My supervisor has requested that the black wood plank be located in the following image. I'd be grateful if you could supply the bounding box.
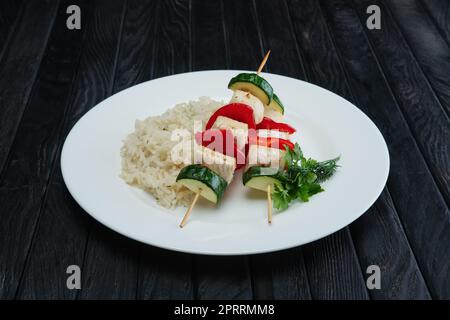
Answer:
[195,256,253,300]
[70,0,142,300]
[287,0,431,299]
[105,0,194,300]
[138,247,193,300]
[191,0,253,300]
[78,223,139,300]
[254,0,369,300]
[151,0,191,78]
[320,0,450,299]
[351,190,431,299]
[113,0,160,92]
[302,230,366,300]
[385,0,450,117]
[253,0,304,78]
[191,0,227,71]
[0,0,76,299]
[354,0,450,223]
[420,0,450,48]
[0,0,58,177]
[252,248,312,300]
[0,0,23,55]
[223,0,262,71]
[286,0,356,103]
[14,0,127,299]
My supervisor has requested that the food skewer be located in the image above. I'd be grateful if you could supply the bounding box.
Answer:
[258,50,276,224]
[178,50,275,227]
[179,189,201,228]
[267,184,272,224]
[236,50,297,224]
[257,50,271,75]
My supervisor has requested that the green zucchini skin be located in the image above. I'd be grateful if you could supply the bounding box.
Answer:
[243,166,283,192]
[228,73,274,105]
[268,93,285,114]
[176,165,228,204]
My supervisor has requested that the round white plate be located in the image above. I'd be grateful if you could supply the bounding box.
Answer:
[61,70,389,255]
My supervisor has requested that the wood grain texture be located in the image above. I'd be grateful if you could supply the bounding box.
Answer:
[253,0,304,78]
[138,246,193,300]
[254,0,369,300]
[286,0,356,103]
[191,0,227,71]
[223,0,262,70]
[0,0,23,55]
[320,0,450,299]
[289,0,427,299]
[14,0,127,299]
[0,0,81,299]
[0,0,58,176]
[70,0,142,300]
[386,0,450,117]
[78,223,139,300]
[302,230,366,300]
[195,257,253,300]
[191,0,253,300]
[285,0,370,299]
[251,248,312,300]
[420,0,450,48]
[287,0,431,299]
[110,0,194,300]
[113,0,160,92]
[354,0,450,220]
[351,190,431,299]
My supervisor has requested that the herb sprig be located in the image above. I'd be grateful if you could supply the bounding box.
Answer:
[272,143,340,210]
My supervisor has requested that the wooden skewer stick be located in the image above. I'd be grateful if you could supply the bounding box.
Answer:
[181,51,272,228]
[257,50,271,75]
[267,184,273,224]
[257,50,274,224]
[179,190,201,228]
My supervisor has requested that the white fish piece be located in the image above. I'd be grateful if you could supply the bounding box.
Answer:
[194,145,236,183]
[263,108,284,122]
[230,90,265,124]
[246,144,285,169]
[212,116,248,150]
[171,140,236,183]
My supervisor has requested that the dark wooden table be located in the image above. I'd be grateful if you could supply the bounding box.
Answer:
[0,0,449,300]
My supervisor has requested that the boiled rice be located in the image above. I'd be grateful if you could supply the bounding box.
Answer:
[120,97,222,208]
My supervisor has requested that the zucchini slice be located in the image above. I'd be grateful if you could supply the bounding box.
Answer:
[228,73,274,105]
[267,93,285,114]
[176,165,228,204]
[243,166,282,192]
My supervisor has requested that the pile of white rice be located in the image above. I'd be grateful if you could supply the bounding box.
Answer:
[120,97,222,208]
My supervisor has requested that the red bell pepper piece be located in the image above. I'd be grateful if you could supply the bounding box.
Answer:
[195,129,246,169]
[205,103,256,130]
[256,117,296,134]
[248,134,295,152]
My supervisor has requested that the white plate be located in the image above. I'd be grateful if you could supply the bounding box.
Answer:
[61,70,389,255]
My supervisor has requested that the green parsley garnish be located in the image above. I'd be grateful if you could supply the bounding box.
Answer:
[272,143,340,210]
